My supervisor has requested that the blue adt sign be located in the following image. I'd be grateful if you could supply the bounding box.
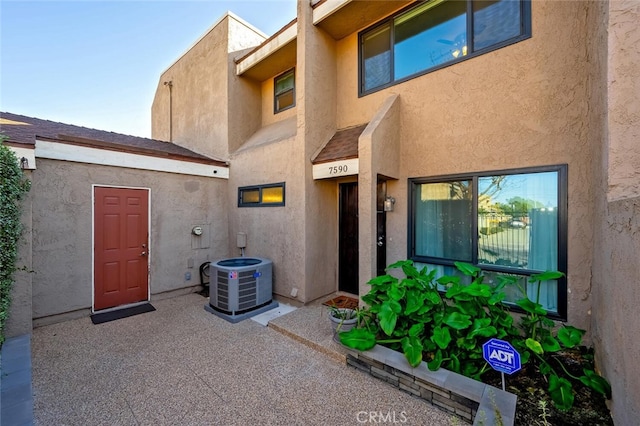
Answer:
[482,338,521,375]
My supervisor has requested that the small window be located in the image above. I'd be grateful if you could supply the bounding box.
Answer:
[274,69,295,113]
[238,182,285,207]
[409,165,567,319]
[360,0,531,94]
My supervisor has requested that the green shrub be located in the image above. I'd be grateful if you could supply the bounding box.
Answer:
[0,138,31,345]
[340,260,611,412]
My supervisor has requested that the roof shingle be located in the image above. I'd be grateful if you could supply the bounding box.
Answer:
[312,124,367,164]
[0,112,227,167]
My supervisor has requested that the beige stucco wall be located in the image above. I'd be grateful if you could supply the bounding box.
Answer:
[358,94,402,294]
[151,14,265,159]
[30,159,229,321]
[333,1,596,330]
[299,2,340,303]
[228,133,305,300]
[591,1,640,423]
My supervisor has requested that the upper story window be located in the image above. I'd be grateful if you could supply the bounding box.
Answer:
[408,165,567,319]
[238,182,285,207]
[360,0,531,94]
[274,69,295,113]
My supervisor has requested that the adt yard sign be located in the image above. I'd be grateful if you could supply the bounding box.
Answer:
[483,338,521,375]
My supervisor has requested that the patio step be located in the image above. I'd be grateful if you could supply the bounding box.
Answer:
[267,304,349,364]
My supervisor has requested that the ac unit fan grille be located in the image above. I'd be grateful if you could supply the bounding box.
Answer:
[238,270,257,310]
[215,269,257,312]
[216,270,229,311]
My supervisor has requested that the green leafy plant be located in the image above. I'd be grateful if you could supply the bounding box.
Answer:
[328,306,357,320]
[340,260,520,379]
[504,272,612,411]
[0,138,31,346]
[339,260,611,413]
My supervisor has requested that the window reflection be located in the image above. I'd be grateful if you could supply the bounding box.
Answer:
[477,172,558,270]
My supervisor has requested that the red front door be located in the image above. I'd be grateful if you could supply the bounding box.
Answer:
[94,187,149,310]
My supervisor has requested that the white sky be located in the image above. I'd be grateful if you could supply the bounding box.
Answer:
[0,0,297,138]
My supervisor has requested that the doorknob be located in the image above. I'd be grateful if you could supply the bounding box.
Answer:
[141,251,147,256]
[377,236,384,247]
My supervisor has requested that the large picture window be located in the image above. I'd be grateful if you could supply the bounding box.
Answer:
[360,0,531,94]
[409,165,567,318]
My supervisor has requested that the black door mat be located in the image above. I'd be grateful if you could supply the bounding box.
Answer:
[91,303,156,324]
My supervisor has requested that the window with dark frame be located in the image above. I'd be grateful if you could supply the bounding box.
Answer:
[274,69,295,113]
[238,182,285,207]
[408,165,567,319]
[359,0,531,95]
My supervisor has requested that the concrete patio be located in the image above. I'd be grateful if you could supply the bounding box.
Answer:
[30,293,454,425]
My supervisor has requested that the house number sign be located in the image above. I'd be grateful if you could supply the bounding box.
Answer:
[312,158,359,180]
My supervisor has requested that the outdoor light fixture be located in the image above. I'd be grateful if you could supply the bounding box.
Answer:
[384,196,396,212]
[19,157,29,169]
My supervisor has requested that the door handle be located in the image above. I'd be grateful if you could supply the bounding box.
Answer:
[377,236,384,247]
[141,251,147,256]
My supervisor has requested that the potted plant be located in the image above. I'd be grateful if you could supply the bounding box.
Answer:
[328,306,358,334]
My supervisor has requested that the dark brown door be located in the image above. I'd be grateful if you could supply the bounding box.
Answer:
[376,180,387,276]
[339,182,359,294]
[94,187,149,310]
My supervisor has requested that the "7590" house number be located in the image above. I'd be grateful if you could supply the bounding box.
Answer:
[329,164,348,174]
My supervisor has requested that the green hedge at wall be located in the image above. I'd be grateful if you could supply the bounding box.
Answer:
[0,138,31,346]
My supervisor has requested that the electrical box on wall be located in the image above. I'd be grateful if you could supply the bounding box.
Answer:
[237,232,247,248]
[191,224,211,250]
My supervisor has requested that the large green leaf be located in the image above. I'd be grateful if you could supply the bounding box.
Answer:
[427,349,443,371]
[437,275,460,286]
[379,300,401,336]
[404,290,424,315]
[526,338,544,355]
[530,271,564,282]
[557,326,585,348]
[401,336,424,367]
[448,353,461,374]
[408,323,424,337]
[388,282,406,301]
[389,259,411,269]
[445,282,463,298]
[444,312,472,330]
[454,261,481,277]
[424,291,442,305]
[432,326,451,350]
[463,282,491,298]
[548,374,574,411]
[488,292,506,305]
[338,328,376,351]
[541,336,561,352]
[400,261,420,278]
[469,318,492,338]
[496,274,519,288]
[516,298,547,315]
[580,369,612,398]
[367,274,396,286]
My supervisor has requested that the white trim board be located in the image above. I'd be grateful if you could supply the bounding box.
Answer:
[36,139,229,179]
[312,158,359,180]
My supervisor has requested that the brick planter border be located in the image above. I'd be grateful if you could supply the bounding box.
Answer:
[346,344,516,425]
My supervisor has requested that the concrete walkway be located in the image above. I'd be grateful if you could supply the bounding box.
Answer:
[31,293,453,425]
